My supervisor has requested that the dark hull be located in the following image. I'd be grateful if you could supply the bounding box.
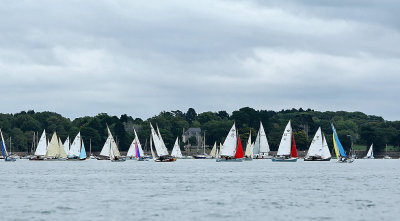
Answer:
[304,158,331,161]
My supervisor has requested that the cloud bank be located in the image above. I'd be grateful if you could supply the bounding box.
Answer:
[0,0,399,120]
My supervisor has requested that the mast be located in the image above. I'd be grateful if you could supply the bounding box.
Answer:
[203,131,206,155]
[90,138,92,156]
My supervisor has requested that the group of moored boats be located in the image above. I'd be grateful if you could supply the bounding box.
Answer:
[0,121,395,163]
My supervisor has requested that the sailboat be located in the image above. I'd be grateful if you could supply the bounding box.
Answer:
[253,122,271,159]
[68,132,85,160]
[383,144,392,159]
[63,136,70,156]
[331,123,354,163]
[45,132,68,160]
[304,127,331,161]
[272,121,297,162]
[363,144,374,159]
[30,129,47,160]
[209,142,217,159]
[194,132,208,159]
[244,130,253,161]
[1,129,16,161]
[150,123,176,162]
[216,123,243,162]
[126,129,146,160]
[97,126,125,161]
[171,137,183,159]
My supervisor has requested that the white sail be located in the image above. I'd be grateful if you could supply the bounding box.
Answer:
[100,126,121,157]
[134,129,144,157]
[258,122,270,154]
[156,125,169,156]
[306,127,323,158]
[171,137,183,158]
[150,124,169,156]
[245,133,253,158]
[63,136,70,155]
[219,123,237,157]
[276,121,292,156]
[127,129,145,157]
[150,133,156,159]
[46,132,60,157]
[34,129,47,156]
[366,144,373,158]
[0,129,8,156]
[321,133,331,159]
[69,132,82,157]
[209,142,217,157]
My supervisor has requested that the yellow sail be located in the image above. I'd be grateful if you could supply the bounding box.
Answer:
[332,132,339,159]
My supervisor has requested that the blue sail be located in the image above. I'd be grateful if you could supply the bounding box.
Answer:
[136,142,141,158]
[331,123,347,157]
[79,142,87,159]
[1,141,5,158]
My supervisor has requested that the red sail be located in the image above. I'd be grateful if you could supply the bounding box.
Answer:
[235,136,244,159]
[291,134,298,158]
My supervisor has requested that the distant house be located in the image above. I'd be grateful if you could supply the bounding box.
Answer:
[182,128,202,148]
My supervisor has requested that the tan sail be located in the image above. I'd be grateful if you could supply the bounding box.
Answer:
[46,132,60,158]
[58,137,68,158]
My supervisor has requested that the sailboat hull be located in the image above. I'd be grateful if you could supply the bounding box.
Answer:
[304,157,331,161]
[29,156,46,161]
[193,155,207,159]
[216,158,243,162]
[271,157,297,162]
[244,157,253,161]
[4,156,16,162]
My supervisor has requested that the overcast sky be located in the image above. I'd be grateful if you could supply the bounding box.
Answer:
[0,0,399,120]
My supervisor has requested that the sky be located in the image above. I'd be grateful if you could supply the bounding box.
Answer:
[0,0,399,120]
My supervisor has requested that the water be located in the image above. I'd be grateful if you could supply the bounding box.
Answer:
[1,159,399,221]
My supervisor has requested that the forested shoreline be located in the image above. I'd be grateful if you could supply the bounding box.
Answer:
[1,107,399,153]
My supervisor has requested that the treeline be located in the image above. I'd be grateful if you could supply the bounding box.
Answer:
[0,108,399,153]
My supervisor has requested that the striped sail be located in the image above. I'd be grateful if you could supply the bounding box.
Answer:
[331,123,347,157]
[1,129,8,157]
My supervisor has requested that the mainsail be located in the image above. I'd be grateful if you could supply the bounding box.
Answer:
[150,124,169,156]
[1,129,8,158]
[219,123,237,157]
[34,130,47,156]
[276,121,292,156]
[69,132,82,157]
[235,136,244,159]
[63,136,70,155]
[79,141,87,159]
[209,142,217,158]
[171,137,183,158]
[58,137,67,158]
[127,129,144,158]
[321,134,331,159]
[46,132,67,158]
[253,122,270,156]
[331,123,347,158]
[306,127,323,158]
[366,144,373,158]
[244,132,253,158]
[100,126,121,157]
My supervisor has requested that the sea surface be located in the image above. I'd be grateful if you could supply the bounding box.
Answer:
[1,159,399,221]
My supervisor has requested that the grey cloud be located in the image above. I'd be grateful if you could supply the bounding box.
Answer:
[0,0,399,120]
